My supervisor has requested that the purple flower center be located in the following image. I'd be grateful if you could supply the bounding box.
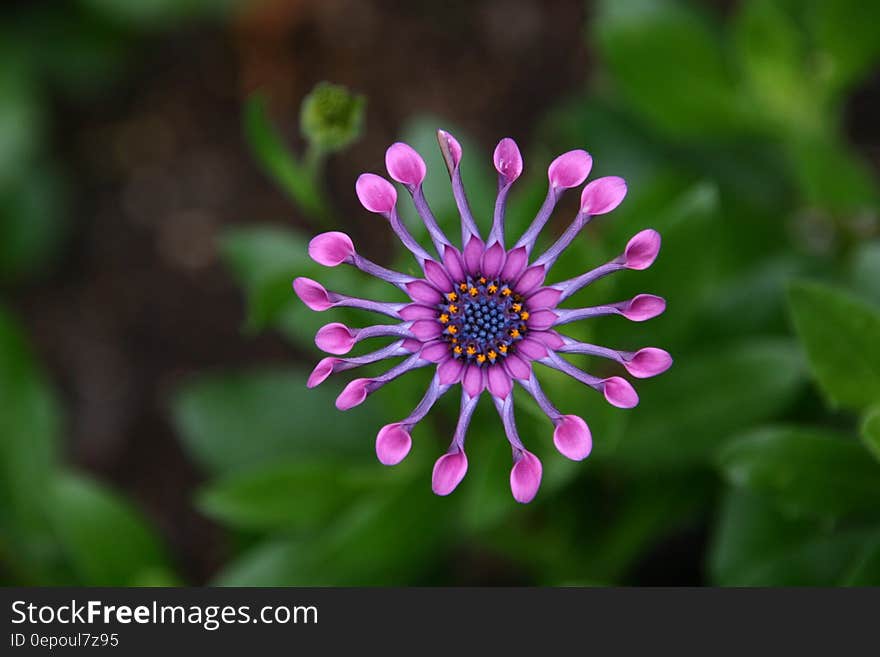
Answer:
[438,275,529,366]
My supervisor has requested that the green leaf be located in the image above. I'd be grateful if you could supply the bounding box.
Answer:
[244,95,329,223]
[0,166,66,282]
[0,58,45,189]
[861,406,880,463]
[807,0,880,94]
[219,226,310,332]
[732,0,824,135]
[48,472,171,586]
[719,426,880,519]
[788,280,880,411]
[214,483,452,586]
[709,489,880,586]
[197,460,390,531]
[604,339,805,472]
[171,369,381,476]
[0,307,61,546]
[594,0,748,139]
[850,240,880,308]
[785,135,879,214]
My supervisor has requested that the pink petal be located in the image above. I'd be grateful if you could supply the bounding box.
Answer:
[526,287,562,309]
[501,246,528,281]
[423,260,453,291]
[548,149,592,189]
[526,310,558,330]
[624,348,673,378]
[514,265,546,295]
[399,304,437,321]
[487,365,513,398]
[515,337,547,361]
[602,376,639,408]
[463,236,485,275]
[481,242,506,278]
[308,231,355,267]
[293,277,332,311]
[503,353,532,379]
[355,173,397,214]
[405,280,442,304]
[531,330,564,350]
[462,364,486,397]
[553,415,592,461]
[315,322,355,355]
[580,176,627,215]
[385,142,426,186]
[442,245,466,282]
[375,423,412,466]
[621,294,666,322]
[438,358,465,384]
[402,338,422,352]
[437,129,463,172]
[307,357,339,388]
[420,341,450,363]
[432,449,468,496]
[336,378,370,410]
[493,137,523,182]
[510,451,542,504]
[410,320,443,341]
[624,229,661,270]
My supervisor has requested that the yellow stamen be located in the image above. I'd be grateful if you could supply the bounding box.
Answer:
[501,288,512,296]
[466,345,476,356]
[512,303,522,312]
[451,337,458,343]
[439,313,449,323]
[479,277,487,284]
[459,282,468,291]
[487,284,498,294]
[498,344,508,353]
[469,287,478,297]
[448,304,458,313]
[447,325,458,335]
[446,292,458,302]
[520,311,530,320]
[487,350,497,360]
[510,328,520,338]
[476,354,486,364]
[453,345,463,355]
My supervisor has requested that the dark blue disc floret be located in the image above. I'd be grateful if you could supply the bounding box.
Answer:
[436,274,529,366]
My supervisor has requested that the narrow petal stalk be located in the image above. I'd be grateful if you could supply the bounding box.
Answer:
[513,149,592,253]
[294,277,406,318]
[556,337,673,378]
[437,129,481,243]
[432,390,479,495]
[336,353,431,410]
[539,351,639,408]
[493,395,542,503]
[489,137,523,246]
[553,294,666,325]
[315,322,414,355]
[308,340,411,388]
[376,373,451,465]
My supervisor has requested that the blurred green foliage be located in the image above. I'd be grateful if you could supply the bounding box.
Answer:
[2,0,880,586]
[0,0,230,585]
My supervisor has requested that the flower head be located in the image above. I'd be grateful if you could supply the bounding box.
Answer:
[294,132,671,503]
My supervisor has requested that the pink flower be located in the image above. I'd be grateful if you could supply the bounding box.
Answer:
[294,132,670,503]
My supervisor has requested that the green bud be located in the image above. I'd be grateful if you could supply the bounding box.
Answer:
[299,82,366,153]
